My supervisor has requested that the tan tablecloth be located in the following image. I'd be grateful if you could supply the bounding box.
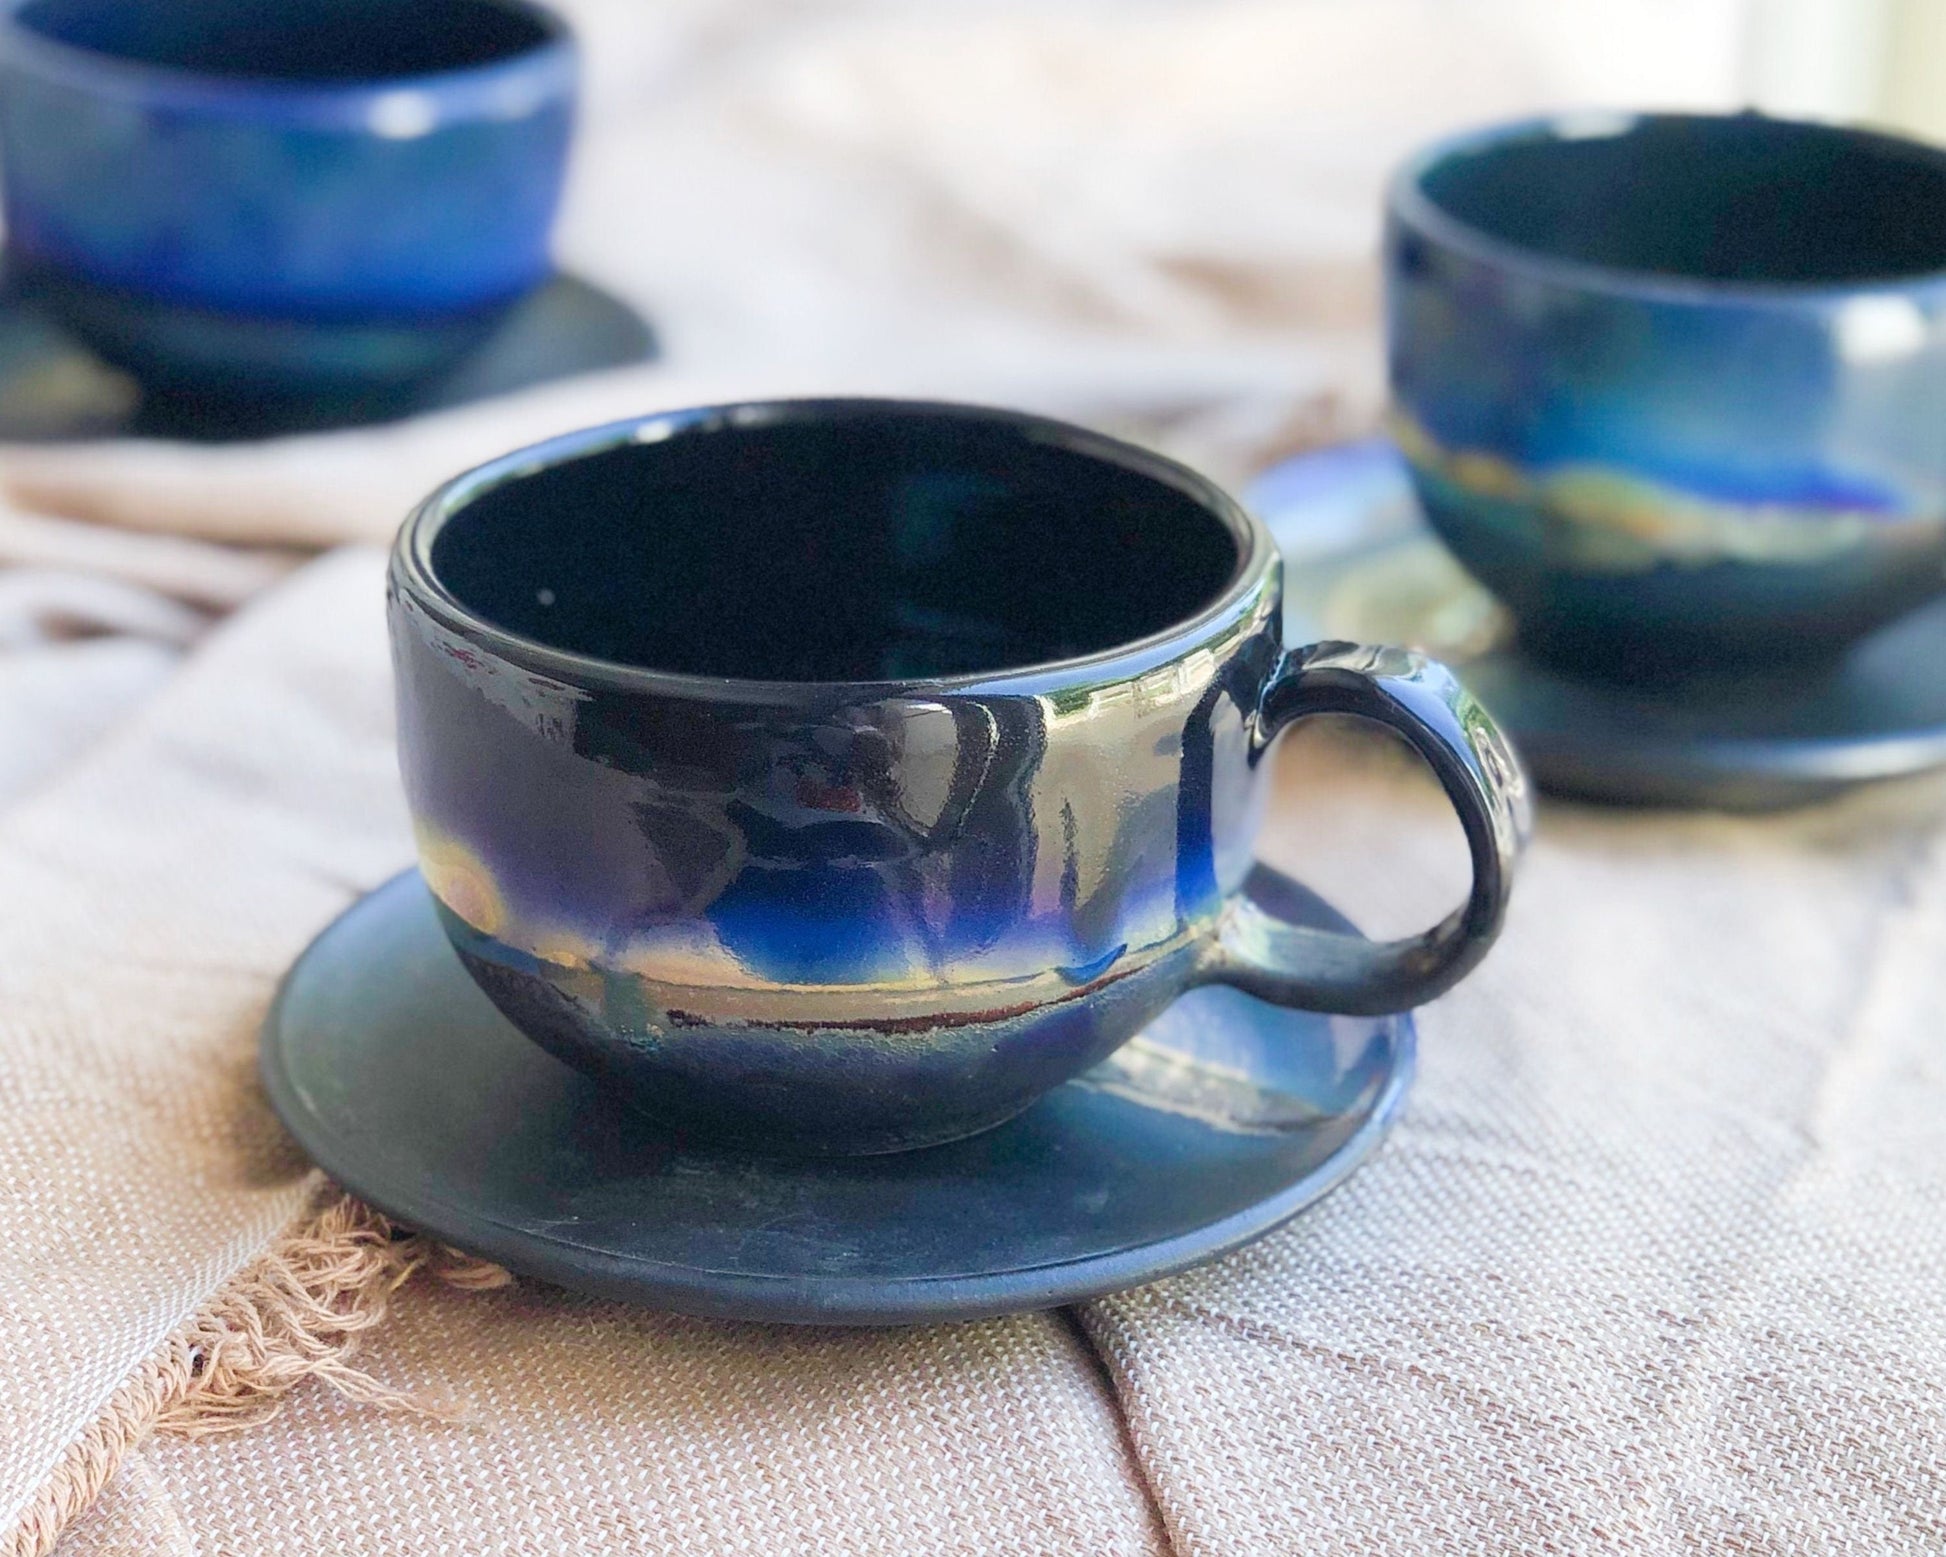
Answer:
[13,3,1946,1554]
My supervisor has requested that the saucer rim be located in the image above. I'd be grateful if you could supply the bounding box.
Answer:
[261,869,1416,1325]
[0,264,656,444]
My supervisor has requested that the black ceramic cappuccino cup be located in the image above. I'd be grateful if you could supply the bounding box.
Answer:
[390,400,1528,1153]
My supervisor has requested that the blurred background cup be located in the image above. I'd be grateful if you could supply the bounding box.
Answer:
[0,0,577,398]
[1385,111,1946,680]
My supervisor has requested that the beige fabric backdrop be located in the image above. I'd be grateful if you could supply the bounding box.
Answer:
[9,1,1945,1553]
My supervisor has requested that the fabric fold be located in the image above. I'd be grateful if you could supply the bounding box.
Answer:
[1078,754,1946,1554]
[0,549,404,1546]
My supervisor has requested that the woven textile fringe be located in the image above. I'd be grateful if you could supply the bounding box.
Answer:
[5,1190,510,1557]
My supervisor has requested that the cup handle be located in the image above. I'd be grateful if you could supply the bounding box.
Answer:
[1196,641,1530,1016]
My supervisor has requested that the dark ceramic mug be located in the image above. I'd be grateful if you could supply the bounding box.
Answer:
[1387,112,1946,677]
[389,400,1528,1154]
[0,0,576,394]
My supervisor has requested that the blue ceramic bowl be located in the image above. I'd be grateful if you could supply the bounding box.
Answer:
[1386,112,1946,677]
[0,0,576,393]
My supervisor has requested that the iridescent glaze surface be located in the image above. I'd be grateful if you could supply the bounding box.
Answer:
[0,0,576,390]
[1254,436,1946,810]
[1387,113,1946,675]
[390,400,1525,1154]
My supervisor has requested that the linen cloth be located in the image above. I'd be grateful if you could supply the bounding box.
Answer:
[11,1,1944,1553]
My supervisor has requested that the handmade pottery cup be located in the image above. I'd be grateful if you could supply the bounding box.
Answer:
[1387,112,1946,678]
[389,400,1528,1155]
[0,0,576,394]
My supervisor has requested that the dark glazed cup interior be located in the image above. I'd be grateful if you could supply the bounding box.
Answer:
[1415,114,1946,285]
[12,0,555,80]
[429,413,1241,683]
[0,0,577,393]
[1387,113,1946,679]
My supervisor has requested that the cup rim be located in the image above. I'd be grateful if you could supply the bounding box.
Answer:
[0,0,575,126]
[1388,109,1946,306]
[391,397,1277,705]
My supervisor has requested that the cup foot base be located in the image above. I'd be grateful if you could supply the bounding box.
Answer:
[439,898,1200,1159]
[1409,463,1946,683]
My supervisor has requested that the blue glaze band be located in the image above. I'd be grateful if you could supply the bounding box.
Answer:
[389,400,1527,1154]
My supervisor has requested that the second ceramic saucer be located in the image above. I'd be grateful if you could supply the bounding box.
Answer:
[1252,439,1946,809]
[0,264,656,443]
[261,868,1413,1325]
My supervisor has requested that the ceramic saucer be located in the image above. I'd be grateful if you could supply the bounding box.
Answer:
[0,266,655,443]
[261,868,1413,1325]
[1252,439,1946,809]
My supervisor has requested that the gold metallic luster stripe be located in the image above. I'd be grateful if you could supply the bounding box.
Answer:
[1389,409,1934,571]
